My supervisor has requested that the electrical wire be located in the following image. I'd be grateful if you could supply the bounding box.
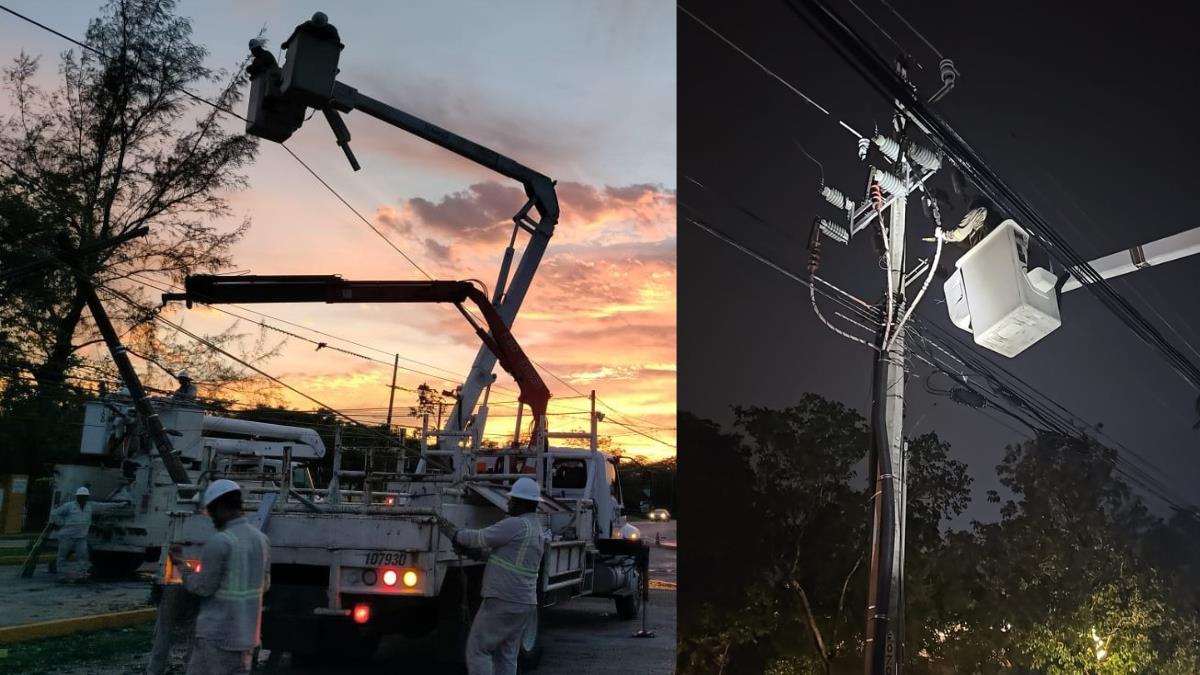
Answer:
[884,227,942,351]
[128,271,476,384]
[845,0,920,68]
[909,318,1198,515]
[875,0,944,59]
[787,0,1200,394]
[810,281,877,350]
[872,180,896,349]
[681,208,880,327]
[682,193,1197,515]
[101,286,427,457]
[677,4,864,139]
[0,5,668,449]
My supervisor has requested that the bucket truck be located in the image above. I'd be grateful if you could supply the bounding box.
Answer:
[153,13,647,668]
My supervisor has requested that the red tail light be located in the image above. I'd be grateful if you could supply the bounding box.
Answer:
[352,603,370,624]
[382,569,398,586]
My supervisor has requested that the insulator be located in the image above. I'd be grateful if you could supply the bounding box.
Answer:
[906,143,941,172]
[869,183,885,212]
[873,135,900,163]
[873,169,905,195]
[939,58,958,86]
[817,218,849,244]
[857,137,870,161]
[820,185,848,210]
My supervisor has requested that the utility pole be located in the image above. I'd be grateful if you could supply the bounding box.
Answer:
[385,353,399,431]
[864,130,909,674]
[808,59,945,674]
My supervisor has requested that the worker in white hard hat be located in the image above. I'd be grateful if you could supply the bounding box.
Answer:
[168,479,270,675]
[173,369,198,401]
[49,486,95,582]
[441,476,547,675]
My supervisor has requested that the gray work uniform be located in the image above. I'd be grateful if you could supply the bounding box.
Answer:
[51,501,94,580]
[454,512,545,675]
[179,517,271,675]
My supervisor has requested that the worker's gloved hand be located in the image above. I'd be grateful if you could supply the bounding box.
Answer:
[434,514,458,537]
[453,541,488,562]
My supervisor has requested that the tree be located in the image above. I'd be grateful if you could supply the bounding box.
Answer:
[677,397,972,675]
[0,0,258,400]
[931,435,1200,674]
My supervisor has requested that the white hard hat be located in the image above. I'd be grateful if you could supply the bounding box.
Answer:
[75,486,90,497]
[177,369,190,380]
[202,479,241,508]
[507,477,541,503]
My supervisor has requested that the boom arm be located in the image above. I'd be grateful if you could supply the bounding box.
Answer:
[162,275,552,427]
[1060,225,1200,293]
[244,13,560,438]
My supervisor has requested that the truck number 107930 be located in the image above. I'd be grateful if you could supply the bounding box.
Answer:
[364,551,408,566]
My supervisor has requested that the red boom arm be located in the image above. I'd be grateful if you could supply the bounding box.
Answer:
[164,275,551,426]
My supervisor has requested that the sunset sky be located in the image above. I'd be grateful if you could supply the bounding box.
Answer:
[0,1,677,458]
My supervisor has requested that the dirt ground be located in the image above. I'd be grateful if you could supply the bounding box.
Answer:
[0,567,155,628]
[0,519,677,674]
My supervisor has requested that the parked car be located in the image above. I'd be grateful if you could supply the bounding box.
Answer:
[648,508,671,521]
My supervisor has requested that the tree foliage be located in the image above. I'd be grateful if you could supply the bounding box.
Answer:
[679,395,972,674]
[0,0,262,401]
[679,397,1200,675]
[0,0,280,475]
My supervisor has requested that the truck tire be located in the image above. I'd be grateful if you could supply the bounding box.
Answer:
[614,569,643,620]
[518,605,544,671]
[89,550,144,579]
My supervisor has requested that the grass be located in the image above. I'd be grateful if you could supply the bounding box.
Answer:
[0,623,153,674]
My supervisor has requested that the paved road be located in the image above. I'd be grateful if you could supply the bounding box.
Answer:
[12,519,678,674]
[262,519,677,674]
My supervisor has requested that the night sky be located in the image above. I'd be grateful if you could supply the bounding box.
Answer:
[679,0,1200,523]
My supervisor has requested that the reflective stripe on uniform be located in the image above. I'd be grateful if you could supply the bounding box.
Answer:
[214,529,264,601]
[487,517,539,577]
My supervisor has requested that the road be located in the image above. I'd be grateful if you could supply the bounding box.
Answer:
[3,520,676,674]
[262,519,676,674]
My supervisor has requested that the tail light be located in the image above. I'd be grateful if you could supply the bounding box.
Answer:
[382,569,398,587]
[352,603,370,624]
[402,570,419,588]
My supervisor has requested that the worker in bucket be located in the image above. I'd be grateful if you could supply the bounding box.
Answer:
[440,476,547,675]
[174,369,198,401]
[168,479,270,675]
[49,486,95,582]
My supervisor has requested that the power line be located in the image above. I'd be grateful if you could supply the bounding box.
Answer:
[681,196,1196,514]
[787,0,1200,394]
[277,145,433,280]
[126,272,526,400]
[680,207,879,327]
[100,286,415,453]
[677,4,864,139]
[0,3,432,282]
[1,5,667,447]
[875,0,944,59]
